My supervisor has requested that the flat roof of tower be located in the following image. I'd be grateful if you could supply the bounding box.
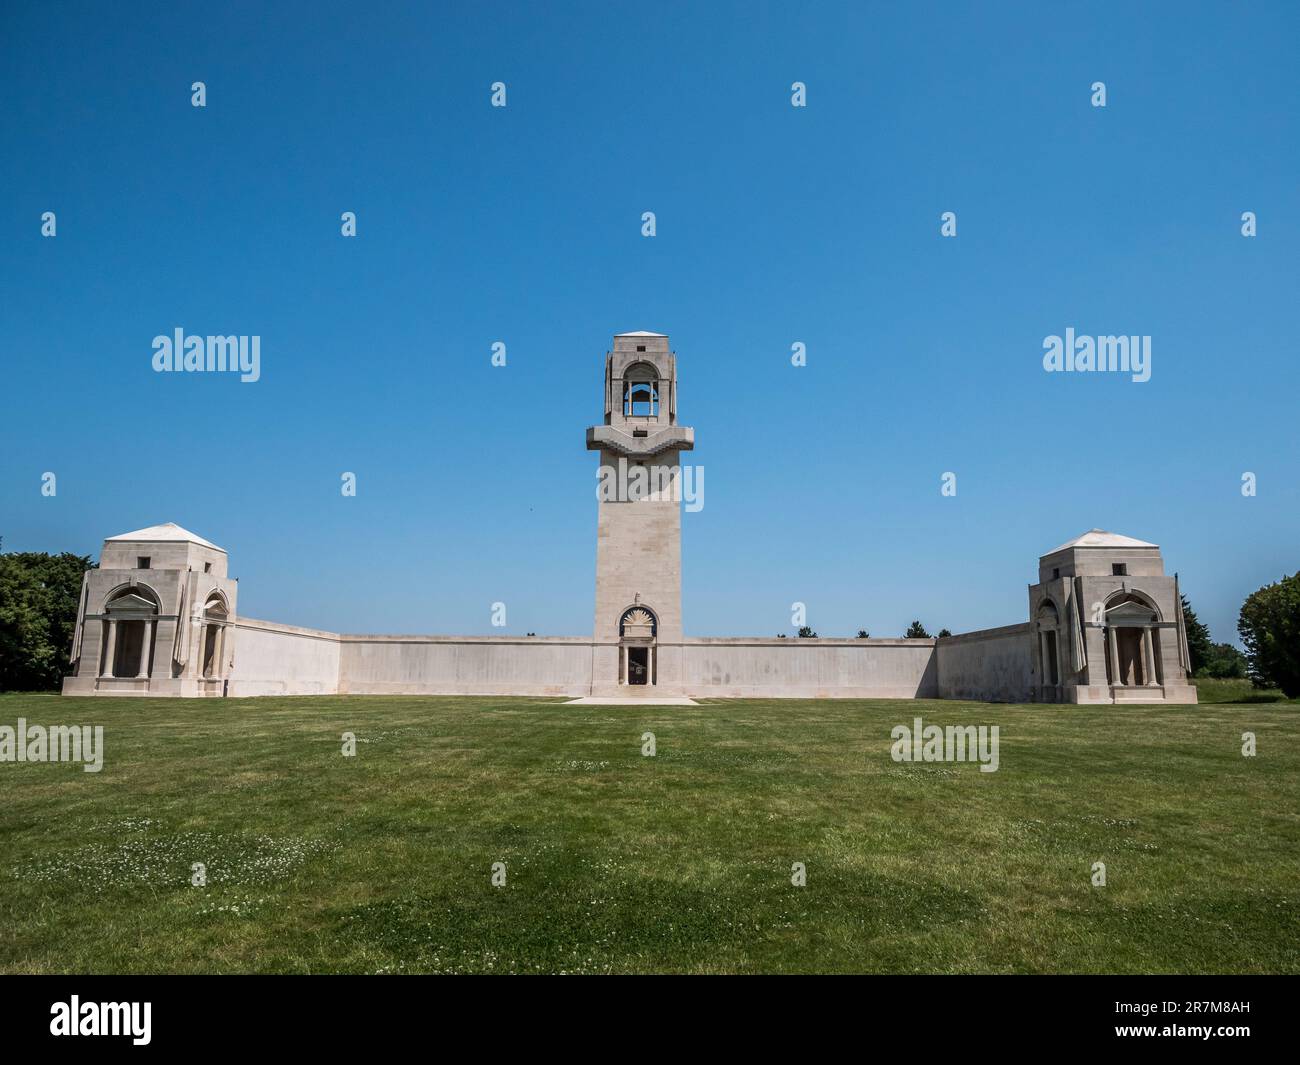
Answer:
[614,331,667,337]
[1043,529,1158,556]
[106,522,226,553]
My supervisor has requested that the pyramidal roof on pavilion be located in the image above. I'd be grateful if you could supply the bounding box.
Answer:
[105,522,226,553]
[1043,529,1158,556]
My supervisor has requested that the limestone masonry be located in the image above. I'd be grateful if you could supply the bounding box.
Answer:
[62,332,1196,704]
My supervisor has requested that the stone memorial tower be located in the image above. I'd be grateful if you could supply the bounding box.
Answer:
[586,332,694,695]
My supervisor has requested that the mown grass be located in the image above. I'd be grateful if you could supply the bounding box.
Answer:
[1,691,1296,974]
[1192,676,1290,704]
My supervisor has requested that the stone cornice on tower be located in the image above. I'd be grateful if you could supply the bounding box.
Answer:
[585,424,695,456]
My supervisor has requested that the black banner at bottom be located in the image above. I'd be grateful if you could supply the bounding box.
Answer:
[0,974,1288,1051]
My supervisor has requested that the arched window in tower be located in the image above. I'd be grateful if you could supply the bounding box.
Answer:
[623,363,660,417]
[619,606,657,638]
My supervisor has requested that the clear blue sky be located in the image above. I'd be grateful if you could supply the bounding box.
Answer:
[2,1,1296,644]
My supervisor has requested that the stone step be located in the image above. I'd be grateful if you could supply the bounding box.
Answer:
[1112,687,1165,703]
[564,696,699,706]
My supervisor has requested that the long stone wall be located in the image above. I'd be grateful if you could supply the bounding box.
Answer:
[220,623,1035,702]
[335,635,943,699]
[227,618,342,697]
[935,624,1034,702]
[339,636,594,696]
[681,638,939,698]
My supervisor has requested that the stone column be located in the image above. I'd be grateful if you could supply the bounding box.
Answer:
[100,619,118,678]
[136,620,153,678]
[1107,627,1120,687]
[1141,626,1156,687]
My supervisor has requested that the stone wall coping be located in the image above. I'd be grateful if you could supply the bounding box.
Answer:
[233,626,953,649]
[235,621,1035,650]
[338,633,595,644]
[235,616,341,640]
[935,622,1033,643]
[684,637,936,647]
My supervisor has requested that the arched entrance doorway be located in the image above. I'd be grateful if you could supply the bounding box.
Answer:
[1103,594,1161,688]
[1035,600,1061,697]
[618,605,657,687]
[100,587,160,679]
[201,592,230,680]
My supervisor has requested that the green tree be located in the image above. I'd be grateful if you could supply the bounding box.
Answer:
[1201,642,1247,679]
[856,629,870,639]
[904,620,931,639]
[0,548,93,692]
[797,626,817,638]
[1181,594,1212,677]
[937,628,952,638]
[1238,573,1300,697]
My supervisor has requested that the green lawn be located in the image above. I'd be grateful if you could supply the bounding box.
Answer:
[1,689,1297,974]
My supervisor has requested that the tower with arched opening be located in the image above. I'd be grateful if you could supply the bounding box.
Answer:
[586,332,694,695]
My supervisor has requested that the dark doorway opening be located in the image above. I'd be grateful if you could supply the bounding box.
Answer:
[203,625,219,677]
[1116,629,1145,686]
[113,620,145,678]
[627,646,649,685]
